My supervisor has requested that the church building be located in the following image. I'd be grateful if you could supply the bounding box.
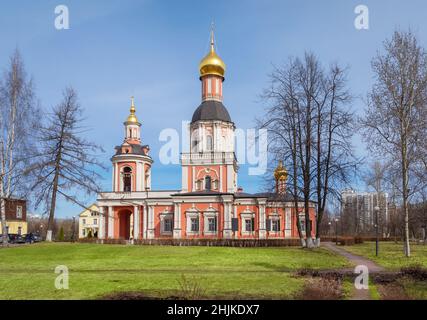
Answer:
[97,31,316,241]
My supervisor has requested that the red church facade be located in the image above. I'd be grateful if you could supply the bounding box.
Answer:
[97,31,316,241]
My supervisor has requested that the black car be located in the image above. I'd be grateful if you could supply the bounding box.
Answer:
[24,233,42,243]
[8,234,26,244]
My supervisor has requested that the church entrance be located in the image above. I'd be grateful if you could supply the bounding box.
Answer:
[118,210,132,240]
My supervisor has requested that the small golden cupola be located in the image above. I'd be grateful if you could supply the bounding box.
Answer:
[123,96,141,145]
[274,161,288,194]
[199,27,226,79]
[126,96,139,124]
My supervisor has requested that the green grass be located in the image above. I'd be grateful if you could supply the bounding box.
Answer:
[342,242,427,270]
[0,243,349,300]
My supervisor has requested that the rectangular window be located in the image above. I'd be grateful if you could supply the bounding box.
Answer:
[93,219,97,225]
[245,219,252,232]
[208,218,216,232]
[191,218,199,232]
[82,219,86,225]
[272,220,280,232]
[82,229,86,236]
[164,219,173,232]
[16,206,23,219]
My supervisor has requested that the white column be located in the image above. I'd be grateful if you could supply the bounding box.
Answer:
[108,206,114,239]
[147,205,155,239]
[142,205,148,239]
[285,207,292,238]
[134,206,139,240]
[173,203,182,239]
[99,206,105,239]
[259,204,266,239]
[223,202,232,239]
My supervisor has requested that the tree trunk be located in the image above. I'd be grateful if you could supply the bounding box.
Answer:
[401,125,411,257]
[46,152,62,242]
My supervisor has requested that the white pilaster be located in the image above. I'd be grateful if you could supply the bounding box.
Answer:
[285,207,292,238]
[223,202,232,239]
[142,205,148,239]
[258,204,266,239]
[134,206,139,240]
[108,206,113,239]
[173,203,182,239]
[147,205,155,239]
[99,206,105,239]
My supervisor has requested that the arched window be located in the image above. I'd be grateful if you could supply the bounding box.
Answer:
[205,176,212,191]
[206,135,213,151]
[123,167,132,192]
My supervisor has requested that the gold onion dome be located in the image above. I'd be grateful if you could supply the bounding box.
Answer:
[126,96,139,124]
[274,161,288,181]
[199,28,226,78]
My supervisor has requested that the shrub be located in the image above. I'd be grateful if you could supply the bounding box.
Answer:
[400,265,427,281]
[339,237,355,246]
[354,236,364,244]
[58,227,65,242]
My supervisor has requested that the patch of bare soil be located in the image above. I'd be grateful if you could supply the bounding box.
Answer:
[297,277,343,300]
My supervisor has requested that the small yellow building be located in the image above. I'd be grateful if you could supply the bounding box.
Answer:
[78,204,100,239]
[0,198,27,235]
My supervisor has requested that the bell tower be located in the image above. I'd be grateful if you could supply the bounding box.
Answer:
[111,97,153,192]
[181,27,238,193]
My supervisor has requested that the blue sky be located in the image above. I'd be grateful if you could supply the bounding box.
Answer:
[1,0,426,218]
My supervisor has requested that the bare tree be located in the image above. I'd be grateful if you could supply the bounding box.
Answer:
[259,53,357,247]
[30,87,105,241]
[361,30,427,256]
[0,50,39,245]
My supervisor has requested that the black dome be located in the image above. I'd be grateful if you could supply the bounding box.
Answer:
[191,100,232,123]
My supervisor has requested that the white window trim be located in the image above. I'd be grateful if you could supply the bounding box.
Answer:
[186,210,200,235]
[268,214,281,235]
[203,210,218,235]
[16,206,23,219]
[160,213,173,236]
[241,212,255,235]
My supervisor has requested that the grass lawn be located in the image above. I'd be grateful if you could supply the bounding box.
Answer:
[342,242,427,270]
[0,243,349,300]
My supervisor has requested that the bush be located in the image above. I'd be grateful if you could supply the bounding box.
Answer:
[57,227,64,242]
[400,265,427,281]
[355,236,364,244]
[339,237,355,246]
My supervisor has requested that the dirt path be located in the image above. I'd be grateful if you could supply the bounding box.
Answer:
[322,242,385,300]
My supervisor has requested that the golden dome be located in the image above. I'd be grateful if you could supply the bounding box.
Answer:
[126,96,140,124]
[274,161,288,181]
[199,29,226,78]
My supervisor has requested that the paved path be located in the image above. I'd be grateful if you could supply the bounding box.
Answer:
[322,242,385,300]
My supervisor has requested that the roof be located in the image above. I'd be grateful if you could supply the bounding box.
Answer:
[78,204,98,217]
[172,190,233,197]
[173,191,312,203]
[191,100,232,123]
[114,144,151,157]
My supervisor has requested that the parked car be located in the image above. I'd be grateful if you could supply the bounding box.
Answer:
[24,233,42,243]
[8,234,26,244]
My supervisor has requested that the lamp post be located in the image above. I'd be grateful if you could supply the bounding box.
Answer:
[374,206,380,256]
[334,218,339,245]
[328,221,332,237]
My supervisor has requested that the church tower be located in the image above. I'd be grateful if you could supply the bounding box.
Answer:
[111,97,153,192]
[181,28,238,193]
